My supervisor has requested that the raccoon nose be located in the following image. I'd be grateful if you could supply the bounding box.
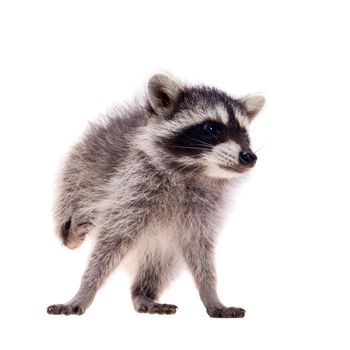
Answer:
[239,151,257,166]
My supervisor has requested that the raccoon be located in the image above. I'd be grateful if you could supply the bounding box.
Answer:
[47,74,265,317]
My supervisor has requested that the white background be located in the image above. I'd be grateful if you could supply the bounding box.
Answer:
[1,0,349,349]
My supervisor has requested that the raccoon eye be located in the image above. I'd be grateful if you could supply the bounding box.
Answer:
[203,122,221,135]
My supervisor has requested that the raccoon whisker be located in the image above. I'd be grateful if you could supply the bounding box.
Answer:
[182,133,213,148]
[168,160,203,177]
[183,166,200,178]
[254,143,268,153]
[190,163,207,178]
[176,161,201,173]
[168,145,211,151]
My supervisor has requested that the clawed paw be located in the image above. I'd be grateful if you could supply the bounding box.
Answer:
[47,303,85,315]
[137,302,178,315]
[207,306,245,318]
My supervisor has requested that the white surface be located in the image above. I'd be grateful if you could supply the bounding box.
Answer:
[0,1,349,349]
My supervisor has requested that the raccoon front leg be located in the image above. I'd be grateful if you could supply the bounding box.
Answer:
[181,234,245,318]
[131,255,178,315]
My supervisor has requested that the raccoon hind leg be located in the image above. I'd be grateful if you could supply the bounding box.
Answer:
[59,215,93,249]
[131,254,178,315]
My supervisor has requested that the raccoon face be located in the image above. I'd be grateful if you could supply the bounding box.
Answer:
[144,74,265,180]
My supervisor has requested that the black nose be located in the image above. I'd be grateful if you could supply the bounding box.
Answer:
[239,151,257,166]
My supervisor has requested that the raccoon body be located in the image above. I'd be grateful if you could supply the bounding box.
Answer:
[48,74,265,317]
[54,107,148,248]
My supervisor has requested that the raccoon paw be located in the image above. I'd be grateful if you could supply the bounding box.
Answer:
[207,306,245,318]
[137,302,178,315]
[47,303,85,316]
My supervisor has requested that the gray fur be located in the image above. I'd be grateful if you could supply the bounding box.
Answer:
[47,74,264,317]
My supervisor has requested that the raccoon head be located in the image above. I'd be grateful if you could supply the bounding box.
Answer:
[140,74,265,180]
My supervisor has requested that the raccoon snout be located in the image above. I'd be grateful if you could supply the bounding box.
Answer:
[239,150,257,166]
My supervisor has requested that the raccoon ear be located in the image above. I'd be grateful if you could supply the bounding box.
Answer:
[148,74,182,115]
[241,95,265,120]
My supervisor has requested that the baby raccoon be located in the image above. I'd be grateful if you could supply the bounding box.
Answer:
[47,74,265,318]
